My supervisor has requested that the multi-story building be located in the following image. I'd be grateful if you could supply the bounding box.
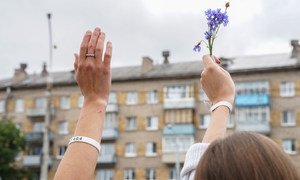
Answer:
[0,40,299,179]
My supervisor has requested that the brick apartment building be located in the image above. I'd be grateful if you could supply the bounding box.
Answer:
[0,40,299,179]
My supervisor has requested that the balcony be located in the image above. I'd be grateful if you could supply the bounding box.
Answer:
[162,153,186,163]
[26,107,55,118]
[163,98,195,109]
[97,154,116,164]
[235,94,269,107]
[106,104,118,113]
[236,121,271,135]
[25,132,54,143]
[23,155,52,167]
[102,128,119,140]
[163,124,195,135]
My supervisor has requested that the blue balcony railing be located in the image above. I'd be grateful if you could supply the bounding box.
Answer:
[235,94,269,107]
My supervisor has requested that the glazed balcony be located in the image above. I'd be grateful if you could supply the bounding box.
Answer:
[163,97,196,109]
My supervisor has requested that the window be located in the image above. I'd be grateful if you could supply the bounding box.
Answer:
[78,95,84,108]
[58,121,69,135]
[108,92,117,104]
[96,169,114,180]
[281,111,296,126]
[236,107,270,124]
[236,81,269,95]
[163,136,194,153]
[126,92,138,105]
[200,115,210,129]
[126,117,137,131]
[15,99,24,112]
[280,81,295,97]
[125,143,136,157]
[0,100,5,113]
[28,146,42,155]
[35,97,47,108]
[146,116,158,130]
[165,85,191,99]
[124,169,135,180]
[169,167,176,180]
[32,122,45,132]
[199,88,209,102]
[146,142,157,156]
[146,168,156,180]
[101,143,115,156]
[104,113,117,129]
[58,145,67,157]
[60,96,70,109]
[227,114,235,128]
[147,90,158,104]
[282,139,297,155]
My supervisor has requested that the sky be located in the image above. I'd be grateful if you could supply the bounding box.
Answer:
[0,0,299,79]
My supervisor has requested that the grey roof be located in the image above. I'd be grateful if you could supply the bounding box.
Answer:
[0,53,299,90]
[228,53,298,72]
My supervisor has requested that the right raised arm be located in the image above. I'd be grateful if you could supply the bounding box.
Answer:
[200,55,235,143]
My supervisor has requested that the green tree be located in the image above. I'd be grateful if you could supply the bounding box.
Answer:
[0,118,30,180]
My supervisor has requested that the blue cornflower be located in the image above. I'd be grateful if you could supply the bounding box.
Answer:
[194,2,230,55]
[193,43,201,52]
[204,31,212,40]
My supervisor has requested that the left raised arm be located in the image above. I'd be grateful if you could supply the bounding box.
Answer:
[54,27,112,179]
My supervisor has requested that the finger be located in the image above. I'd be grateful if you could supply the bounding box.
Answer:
[200,70,206,77]
[202,54,218,68]
[212,55,221,64]
[79,31,92,61]
[103,41,112,67]
[95,32,106,65]
[74,53,79,73]
[87,27,101,55]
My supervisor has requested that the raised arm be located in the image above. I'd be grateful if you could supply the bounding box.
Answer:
[54,27,112,179]
[200,55,235,143]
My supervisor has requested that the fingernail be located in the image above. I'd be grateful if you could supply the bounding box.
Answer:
[95,27,100,31]
[86,30,92,35]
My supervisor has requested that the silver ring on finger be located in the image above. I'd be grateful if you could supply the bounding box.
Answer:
[86,54,95,58]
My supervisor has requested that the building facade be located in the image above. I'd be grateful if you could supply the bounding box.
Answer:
[0,41,300,179]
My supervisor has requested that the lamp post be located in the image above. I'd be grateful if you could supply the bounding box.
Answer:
[40,12,53,180]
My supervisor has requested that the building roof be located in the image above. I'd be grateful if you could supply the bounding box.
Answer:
[228,53,298,72]
[0,53,299,90]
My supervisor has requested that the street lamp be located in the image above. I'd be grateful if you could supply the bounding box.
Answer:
[40,12,53,180]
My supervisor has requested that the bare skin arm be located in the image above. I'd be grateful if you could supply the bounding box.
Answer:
[54,27,112,179]
[200,55,235,143]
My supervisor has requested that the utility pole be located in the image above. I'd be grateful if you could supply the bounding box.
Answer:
[40,12,53,180]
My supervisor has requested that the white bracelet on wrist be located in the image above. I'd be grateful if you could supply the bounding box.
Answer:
[210,101,233,112]
[69,136,101,153]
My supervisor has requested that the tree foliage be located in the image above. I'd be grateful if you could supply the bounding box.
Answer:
[0,117,31,180]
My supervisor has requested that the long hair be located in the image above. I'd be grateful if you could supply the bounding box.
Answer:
[195,132,299,180]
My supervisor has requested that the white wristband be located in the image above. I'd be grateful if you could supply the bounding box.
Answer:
[210,101,233,112]
[69,136,101,153]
